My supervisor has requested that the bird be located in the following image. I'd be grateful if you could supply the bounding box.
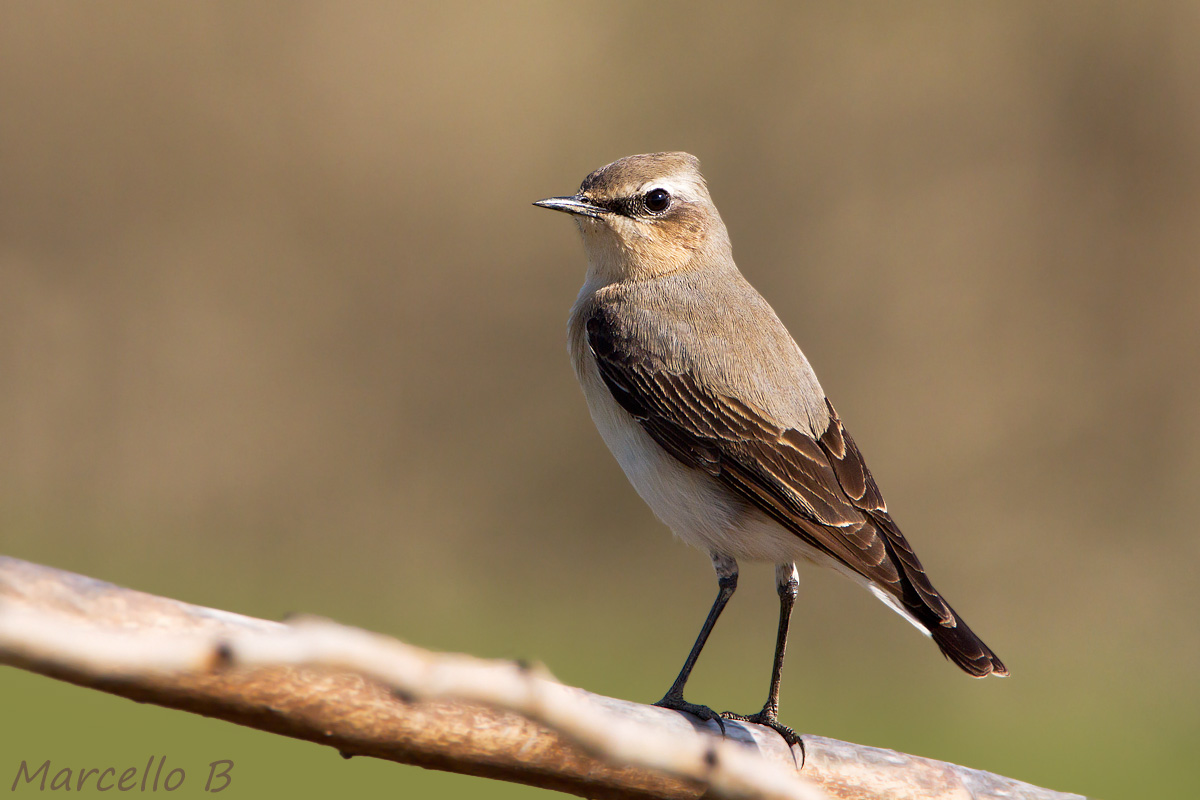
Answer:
[534,152,1006,746]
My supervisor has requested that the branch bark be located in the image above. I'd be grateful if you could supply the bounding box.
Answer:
[0,556,1086,800]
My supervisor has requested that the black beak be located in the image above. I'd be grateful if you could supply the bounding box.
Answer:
[533,194,607,219]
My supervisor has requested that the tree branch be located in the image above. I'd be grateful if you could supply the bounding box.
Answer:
[0,556,1086,800]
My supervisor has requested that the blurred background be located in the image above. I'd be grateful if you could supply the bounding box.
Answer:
[2,3,1197,798]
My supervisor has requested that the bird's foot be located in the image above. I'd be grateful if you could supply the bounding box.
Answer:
[654,693,727,736]
[721,707,805,764]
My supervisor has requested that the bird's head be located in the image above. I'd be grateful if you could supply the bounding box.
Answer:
[535,152,731,282]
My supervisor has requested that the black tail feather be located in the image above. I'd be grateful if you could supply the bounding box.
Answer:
[927,600,1008,678]
[870,513,1008,677]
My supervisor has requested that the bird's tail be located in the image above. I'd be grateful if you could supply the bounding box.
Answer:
[926,600,1008,678]
[871,578,1008,677]
[870,514,1008,677]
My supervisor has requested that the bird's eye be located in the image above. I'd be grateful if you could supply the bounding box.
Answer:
[644,188,671,213]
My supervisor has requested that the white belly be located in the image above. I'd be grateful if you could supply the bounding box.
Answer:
[571,336,809,564]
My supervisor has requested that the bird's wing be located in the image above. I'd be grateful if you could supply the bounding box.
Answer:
[585,306,953,625]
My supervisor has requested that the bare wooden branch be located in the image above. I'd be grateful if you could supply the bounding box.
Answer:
[0,556,1087,800]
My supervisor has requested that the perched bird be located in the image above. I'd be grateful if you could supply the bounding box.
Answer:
[535,152,1006,745]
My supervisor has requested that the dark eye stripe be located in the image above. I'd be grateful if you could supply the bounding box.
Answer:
[582,191,676,219]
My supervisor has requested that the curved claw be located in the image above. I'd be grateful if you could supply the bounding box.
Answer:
[721,709,805,767]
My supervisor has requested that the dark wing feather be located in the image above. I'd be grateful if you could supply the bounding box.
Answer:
[586,307,1007,677]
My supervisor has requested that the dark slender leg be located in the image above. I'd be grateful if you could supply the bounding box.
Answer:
[723,563,804,752]
[763,562,800,719]
[654,554,738,733]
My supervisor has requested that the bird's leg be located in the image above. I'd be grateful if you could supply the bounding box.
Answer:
[654,553,737,734]
[723,562,804,751]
